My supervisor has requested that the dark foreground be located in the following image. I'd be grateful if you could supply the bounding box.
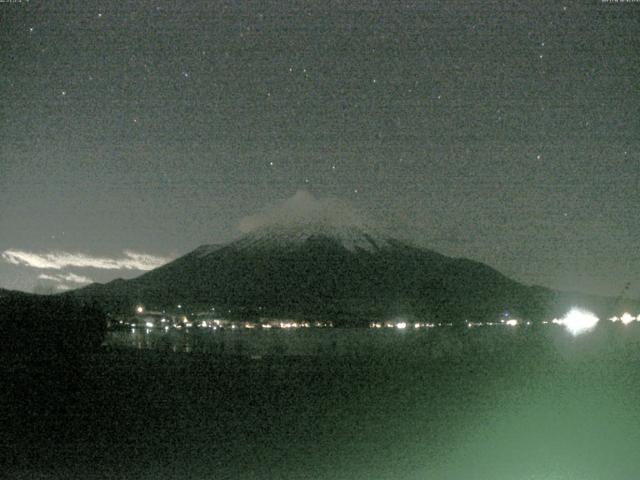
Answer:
[3,325,640,479]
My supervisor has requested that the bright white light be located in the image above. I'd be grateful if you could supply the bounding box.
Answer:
[145,321,154,328]
[560,308,599,336]
[505,319,518,327]
[396,322,407,329]
[136,306,144,314]
[609,316,620,322]
[620,312,635,325]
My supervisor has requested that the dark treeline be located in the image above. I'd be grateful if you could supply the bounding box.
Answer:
[0,290,108,469]
[0,289,107,359]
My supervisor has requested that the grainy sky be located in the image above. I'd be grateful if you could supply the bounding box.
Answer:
[1,0,638,297]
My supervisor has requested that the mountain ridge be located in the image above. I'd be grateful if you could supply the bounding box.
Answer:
[66,224,637,325]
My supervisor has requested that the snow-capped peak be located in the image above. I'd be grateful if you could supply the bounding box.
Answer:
[230,221,394,253]
[222,190,398,252]
[194,191,404,255]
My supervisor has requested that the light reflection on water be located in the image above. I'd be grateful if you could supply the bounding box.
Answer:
[106,322,640,359]
[109,327,379,356]
[11,323,640,480]
[100,324,640,480]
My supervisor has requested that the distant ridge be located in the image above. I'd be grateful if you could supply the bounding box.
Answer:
[67,222,637,325]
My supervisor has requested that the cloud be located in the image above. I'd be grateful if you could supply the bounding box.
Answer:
[37,273,62,282]
[2,249,171,271]
[62,273,94,284]
[238,190,371,233]
[38,272,93,284]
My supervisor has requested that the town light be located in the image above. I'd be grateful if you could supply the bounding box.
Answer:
[620,312,635,325]
[560,308,599,336]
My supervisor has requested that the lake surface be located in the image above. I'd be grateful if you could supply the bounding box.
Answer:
[5,323,640,479]
[105,323,561,358]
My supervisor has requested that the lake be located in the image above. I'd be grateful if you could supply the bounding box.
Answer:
[4,322,640,479]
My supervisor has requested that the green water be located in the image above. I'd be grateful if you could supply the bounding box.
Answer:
[4,324,640,479]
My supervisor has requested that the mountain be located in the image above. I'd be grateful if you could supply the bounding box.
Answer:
[67,223,634,325]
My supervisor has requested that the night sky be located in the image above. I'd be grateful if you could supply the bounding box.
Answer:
[1,0,638,297]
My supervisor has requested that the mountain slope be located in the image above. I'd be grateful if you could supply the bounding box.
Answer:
[69,223,566,324]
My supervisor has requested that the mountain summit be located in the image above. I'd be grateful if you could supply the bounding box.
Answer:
[230,190,408,253]
[225,222,396,253]
[70,219,565,324]
[68,193,632,324]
